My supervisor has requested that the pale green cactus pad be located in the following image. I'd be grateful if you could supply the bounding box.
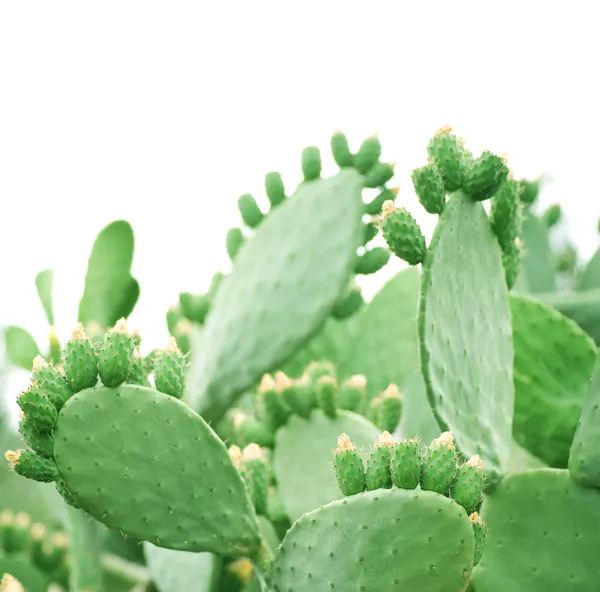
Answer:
[511,293,597,467]
[187,170,365,422]
[569,350,600,488]
[273,410,380,522]
[577,248,600,291]
[519,209,556,293]
[268,489,475,592]
[340,267,420,399]
[419,191,514,479]
[53,385,260,557]
[471,469,600,591]
[143,543,220,592]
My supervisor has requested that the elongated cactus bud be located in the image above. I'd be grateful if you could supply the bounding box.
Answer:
[48,325,62,366]
[381,202,426,265]
[238,444,269,516]
[330,130,353,168]
[5,449,59,483]
[412,164,446,214]
[226,227,245,260]
[316,375,338,418]
[364,186,399,216]
[518,178,540,205]
[259,373,292,429]
[426,127,467,191]
[502,238,523,289]
[365,431,395,490]
[279,372,314,419]
[127,348,149,387]
[16,384,57,433]
[0,511,31,553]
[18,413,54,458]
[469,511,487,566]
[179,292,211,324]
[362,222,379,245]
[31,528,68,574]
[354,247,390,275]
[331,285,364,319]
[98,318,134,388]
[490,179,522,253]
[233,411,275,448]
[463,151,509,201]
[450,455,485,514]
[301,146,322,181]
[364,162,395,188]
[390,439,422,489]
[354,134,381,175]
[339,375,366,412]
[265,171,286,207]
[154,337,186,398]
[420,432,458,495]
[304,361,336,387]
[31,356,72,412]
[63,323,98,393]
[377,384,403,433]
[543,203,562,228]
[367,394,382,425]
[333,434,366,496]
[238,193,264,228]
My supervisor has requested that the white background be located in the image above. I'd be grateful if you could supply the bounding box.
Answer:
[1,2,598,409]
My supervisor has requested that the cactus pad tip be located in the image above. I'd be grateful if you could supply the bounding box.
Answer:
[258,373,276,393]
[433,431,455,448]
[336,433,355,452]
[466,454,484,469]
[377,431,397,446]
[71,322,87,340]
[382,383,403,399]
[4,450,21,470]
[381,200,396,218]
[164,336,179,352]
[110,318,130,334]
[32,355,47,372]
[228,445,243,468]
[390,186,400,197]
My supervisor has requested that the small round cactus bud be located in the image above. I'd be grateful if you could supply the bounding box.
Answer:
[490,178,522,253]
[518,178,540,206]
[469,511,487,566]
[16,384,57,433]
[377,384,403,433]
[331,284,364,319]
[5,449,59,483]
[420,431,458,495]
[450,455,485,514]
[463,151,509,201]
[542,203,562,228]
[301,146,322,181]
[363,161,395,188]
[98,319,135,388]
[64,323,99,393]
[330,130,354,168]
[316,375,338,418]
[411,164,446,214]
[0,573,25,592]
[278,372,314,419]
[239,444,269,516]
[381,202,427,266]
[18,415,54,458]
[265,171,286,208]
[390,438,422,489]
[365,431,396,490]
[238,193,264,228]
[364,186,399,216]
[31,355,73,412]
[354,247,390,275]
[258,373,291,430]
[226,227,245,261]
[339,375,366,412]
[333,434,366,496]
[426,127,467,192]
[354,134,381,175]
[153,338,186,398]
[0,510,31,553]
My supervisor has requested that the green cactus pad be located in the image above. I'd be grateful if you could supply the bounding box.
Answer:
[510,293,597,467]
[365,433,394,490]
[419,191,514,479]
[52,384,260,556]
[18,416,54,458]
[471,469,600,591]
[569,350,600,488]
[265,171,286,208]
[187,170,364,423]
[97,319,135,388]
[330,130,353,168]
[143,543,220,592]
[354,247,390,275]
[426,129,467,192]
[16,385,57,433]
[63,325,98,393]
[301,146,322,181]
[340,268,420,398]
[381,204,426,265]
[35,269,55,326]
[577,248,600,291]
[31,357,73,413]
[3,326,40,370]
[463,151,508,202]
[353,135,381,174]
[520,209,556,293]
[273,410,380,521]
[450,456,485,514]
[238,193,264,228]
[268,488,475,592]
[333,434,366,496]
[226,227,245,261]
[412,163,446,214]
[153,339,186,399]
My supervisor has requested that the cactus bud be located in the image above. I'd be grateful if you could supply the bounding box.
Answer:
[354,247,390,275]
[238,193,264,228]
[377,384,404,433]
[469,511,487,566]
[331,284,364,319]
[18,415,54,458]
[64,323,99,393]
[354,134,381,175]
[316,375,338,418]
[226,227,245,261]
[363,161,395,188]
[31,355,73,412]
[463,151,509,201]
[98,318,135,388]
[333,434,366,496]
[365,431,396,491]
[265,171,286,208]
[426,128,467,191]
[390,438,422,489]
[412,164,446,214]
[5,449,59,483]
[420,431,458,495]
[339,375,366,412]
[258,373,291,429]
[16,384,57,433]
[301,146,322,181]
[381,202,427,266]
[364,186,399,216]
[239,444,269,515]
[153,338,186,398]
[543,203,562,228]
[330,130,354,168]
[450,455,485,514]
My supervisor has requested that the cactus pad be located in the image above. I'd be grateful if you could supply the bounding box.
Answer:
[520,209,556,293]
[273,410,380,521]
[419,191,514,478]
[510,293,597,467]
[187,170,364,422]
[472,469,600,591]
[268,488,474,592]
[52,384,260,556]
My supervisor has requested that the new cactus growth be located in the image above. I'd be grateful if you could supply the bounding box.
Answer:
[364,430,395,490]
[97,318,134,388]
[450,455,485,514]
[390,438,422,489]
[420,431,458,494]
[381,201,427,265]
[333,433,366,496]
